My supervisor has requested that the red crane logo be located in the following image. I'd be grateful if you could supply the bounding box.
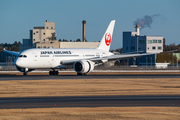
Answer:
[105,32,111,46]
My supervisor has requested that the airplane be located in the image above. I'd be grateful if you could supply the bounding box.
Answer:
[3,20,159,75]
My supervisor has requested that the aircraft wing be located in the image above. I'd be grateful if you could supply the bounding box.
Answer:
[3,48,20,57]
[60,52,159,65]
[90,52,160,61]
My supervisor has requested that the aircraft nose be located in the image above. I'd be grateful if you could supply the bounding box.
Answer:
[15,58,21,67]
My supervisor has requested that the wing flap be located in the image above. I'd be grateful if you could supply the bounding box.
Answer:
[90,52,160,61]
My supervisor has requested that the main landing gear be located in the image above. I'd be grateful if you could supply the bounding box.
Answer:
[77,73,87,76]
[49,70,59,75]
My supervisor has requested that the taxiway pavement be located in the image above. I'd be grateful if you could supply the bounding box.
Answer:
[0,74,180,80]
[0,95,179,109]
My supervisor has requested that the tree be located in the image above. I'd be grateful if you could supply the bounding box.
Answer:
[63,39,68,42]
[18,41,22,45]
[76,39,81,42]
[110,48,123,53]
[115,48,123,53]
[13,41,18,45]
[0,41,21,51]
[0,46,3,52]
[164,43,178,51]
[156,53,177,64]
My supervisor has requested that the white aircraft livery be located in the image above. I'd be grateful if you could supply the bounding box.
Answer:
[3,20,159,75]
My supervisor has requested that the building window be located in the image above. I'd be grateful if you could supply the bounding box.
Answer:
[131,39,134,44]
[148,40,152,44]
[38,46,40,48]
[36,31,38,33]
[152,46,156,50]
[46,27,48,29]
[44,46,46,48]
[148,47,149,49]
[139,40,145,44]
[126,46,128,50]
[43,33,45,35]
[158,40,162,43]
[158,47,161,50]
[153,40,157,43]
[51,27,53,29]
[33,33,35,35]
[43,39,45,41]
[33,39,35,41]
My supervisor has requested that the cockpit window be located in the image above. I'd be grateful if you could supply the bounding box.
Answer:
[18,55,27,58]
[18,55,23,57]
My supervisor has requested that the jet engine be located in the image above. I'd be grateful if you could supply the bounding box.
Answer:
[73,60,94,74]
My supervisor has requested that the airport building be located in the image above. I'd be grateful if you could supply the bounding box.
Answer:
[19,20,99,51]
[33,41,99,49]
[122,25,164,66]
[19,20,57,51]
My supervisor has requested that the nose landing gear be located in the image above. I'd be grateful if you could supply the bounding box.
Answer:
[23,68,29,76]
[23,72,28,75]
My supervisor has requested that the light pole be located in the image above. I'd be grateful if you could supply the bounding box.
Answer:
[177,57,178,68]
[151,56,152,65]
[146,56,147,69]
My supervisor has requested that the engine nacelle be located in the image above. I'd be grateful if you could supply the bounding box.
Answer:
[73,60,94,73]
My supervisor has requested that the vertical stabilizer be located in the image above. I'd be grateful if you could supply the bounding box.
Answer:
[97,20,115,51]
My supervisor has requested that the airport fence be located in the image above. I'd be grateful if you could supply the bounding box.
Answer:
[1,63,180,71]
[95,65,180,71]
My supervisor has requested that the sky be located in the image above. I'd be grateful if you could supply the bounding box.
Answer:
[0,0,180,50]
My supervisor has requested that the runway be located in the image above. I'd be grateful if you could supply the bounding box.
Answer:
[0,95,179,109]
[0,74,180,80]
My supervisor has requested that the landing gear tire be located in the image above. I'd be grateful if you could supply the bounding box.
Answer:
[49,71,59,75]
[49,71,52,75]
[23,72,28,76]
[55,71,58,75]
[77,73,87,76]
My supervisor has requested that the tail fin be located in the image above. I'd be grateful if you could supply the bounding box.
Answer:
[96,20,115,51]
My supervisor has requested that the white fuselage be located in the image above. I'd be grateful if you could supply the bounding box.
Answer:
[15,48,113,69]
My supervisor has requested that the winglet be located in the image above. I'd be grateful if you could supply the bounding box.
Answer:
[96,20,115,51]
[3,48,20,57]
